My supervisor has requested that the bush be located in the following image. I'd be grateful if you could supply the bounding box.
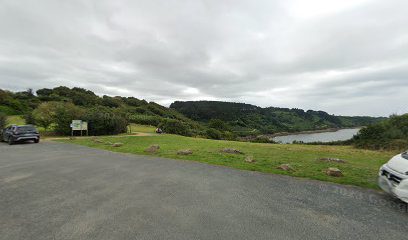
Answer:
[0,112,6,139]
[53,103,85,135]
[0,112,6,129]
[353,114,408,151]
[0,105,19,115]
[33,102,58,131]
[158,119,191,136]
[250,136,275,143]
[129,114,162,126]
[23,111,36,125]
[83,106,128,135]
[208,119,231,131]
[206,128,222,139]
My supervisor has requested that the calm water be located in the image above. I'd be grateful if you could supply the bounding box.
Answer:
[273,128,361,144]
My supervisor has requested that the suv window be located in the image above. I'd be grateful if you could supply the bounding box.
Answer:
[17,126,36,131]
[402,151,408,160]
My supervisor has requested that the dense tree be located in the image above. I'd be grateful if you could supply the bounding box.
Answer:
[53,102,85,135]
[33,102,57,131]
[158,119,192,136]
[171,101,384,136]
[0,112,6,130]
[23,111,36,125]
[83,106,128,135]
[353,114,408,150]
[208,119,231,131]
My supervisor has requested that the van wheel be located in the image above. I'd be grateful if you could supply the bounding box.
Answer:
[8,137,14,145]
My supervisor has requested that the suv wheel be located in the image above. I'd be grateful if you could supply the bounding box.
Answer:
[8,137,14,145]
[34,139,39,143]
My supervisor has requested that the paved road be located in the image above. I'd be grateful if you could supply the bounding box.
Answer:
[0,141,407,240]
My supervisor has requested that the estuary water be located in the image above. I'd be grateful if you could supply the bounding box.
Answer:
[272,128,361,144]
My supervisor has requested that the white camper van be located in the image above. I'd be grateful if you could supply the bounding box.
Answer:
[378,151,408,203]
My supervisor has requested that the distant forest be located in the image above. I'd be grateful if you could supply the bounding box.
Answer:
[170,101,384,135]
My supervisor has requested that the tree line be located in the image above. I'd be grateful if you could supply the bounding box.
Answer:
[170,101,384,136]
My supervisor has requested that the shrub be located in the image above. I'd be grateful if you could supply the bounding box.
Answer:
[208,119,231,131]
[0,112,6,139]
[206,128,222,140]
[33,102,58,131]
[0,112,6,130]
[23,111,36,125]
[158,119,191,136]
[250,136,275,143]
[83,106,128,135]
[129,114,162,126]
[353,114,408,151]
[53,102,85,135]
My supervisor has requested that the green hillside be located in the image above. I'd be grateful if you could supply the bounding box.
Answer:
[353,114,408,151]
[0,87,205,136]
[170,101,384,136]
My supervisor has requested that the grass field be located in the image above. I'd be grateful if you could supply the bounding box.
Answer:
[57,126,397,189]
[6,115,26,125]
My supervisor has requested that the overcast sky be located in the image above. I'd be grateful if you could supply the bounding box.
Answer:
[0,0,407,116]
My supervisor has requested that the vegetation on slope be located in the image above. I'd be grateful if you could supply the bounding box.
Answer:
[0,87,206,136]
[353,114,408,151]
[170,101,384,136]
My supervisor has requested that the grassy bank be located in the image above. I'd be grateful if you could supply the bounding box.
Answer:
[56,125,396,189]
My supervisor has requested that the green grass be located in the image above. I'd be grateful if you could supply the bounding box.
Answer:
[127,124,156,134]
[6,115,25,125]
[56,132,397,189]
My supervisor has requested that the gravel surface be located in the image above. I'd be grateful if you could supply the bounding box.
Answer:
[0,141,407,240]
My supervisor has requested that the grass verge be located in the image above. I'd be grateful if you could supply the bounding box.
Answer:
[56,132,397,189]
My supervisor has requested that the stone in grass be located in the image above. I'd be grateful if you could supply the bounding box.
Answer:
[69,137,76,140]
[325,167,343,177]
[177,149,193,155]
[277,164,294,171]
[318,158,347,163]
[244,156,256,163]
[145,144,160,153]
[111,142,124,147]
[220,148,244,154]
[90,136,103,143]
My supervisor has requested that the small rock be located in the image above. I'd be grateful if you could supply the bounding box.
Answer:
[220,148,244,154]
[94,139,104,143]
[145,144,160,153]
[318,158,347,163]
[177,149,193,155]
[277,164,294,171]
[326,167,343,177]
[69,137,76,140]
[111,142,124,147]
[244,156,256,163]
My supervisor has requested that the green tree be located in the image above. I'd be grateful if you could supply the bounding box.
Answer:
[158,119,191,136]
[0,112,6,129]
[208,118,231,131]
[83,106,128,135]
[53,102,85,135]
[23,111,36,125]
[33,102,57,131]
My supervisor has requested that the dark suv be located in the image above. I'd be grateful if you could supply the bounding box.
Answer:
[2,125,40,145]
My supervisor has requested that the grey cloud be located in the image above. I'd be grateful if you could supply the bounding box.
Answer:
[0,0,407,116]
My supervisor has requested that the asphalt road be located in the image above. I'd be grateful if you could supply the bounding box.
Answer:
[0,141,407,240]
